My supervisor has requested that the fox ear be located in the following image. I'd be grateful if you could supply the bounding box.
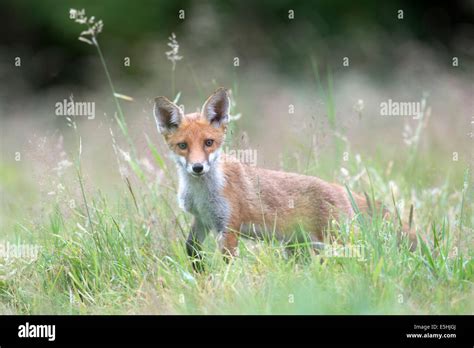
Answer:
[153,96,183,134]
[201,88,230,127]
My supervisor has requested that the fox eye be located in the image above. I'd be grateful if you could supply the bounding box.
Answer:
[204,139,214,147]
[177,142,187,150]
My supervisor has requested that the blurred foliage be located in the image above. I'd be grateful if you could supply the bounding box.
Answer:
[1,0,471,87]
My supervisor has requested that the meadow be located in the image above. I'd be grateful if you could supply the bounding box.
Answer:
[0,8,473,315]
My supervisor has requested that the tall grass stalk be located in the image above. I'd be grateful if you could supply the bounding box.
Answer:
[70,10,143,180]
[310,56,344,166]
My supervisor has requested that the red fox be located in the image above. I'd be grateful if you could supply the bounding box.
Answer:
[154,88,417,267]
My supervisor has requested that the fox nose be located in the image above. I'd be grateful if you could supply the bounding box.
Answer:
[192,163,204,174]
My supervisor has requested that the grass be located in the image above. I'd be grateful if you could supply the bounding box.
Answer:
[0,209,473,315]
[0,142,473,314]
[0,8,472,315]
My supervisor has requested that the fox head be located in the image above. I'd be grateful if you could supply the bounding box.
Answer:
[153,88,230,177]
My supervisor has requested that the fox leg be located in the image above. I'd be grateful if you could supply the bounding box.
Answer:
[186,218,208,272]
[217,229,239,260]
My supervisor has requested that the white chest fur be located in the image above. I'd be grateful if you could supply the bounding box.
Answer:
[177,166,230,232]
